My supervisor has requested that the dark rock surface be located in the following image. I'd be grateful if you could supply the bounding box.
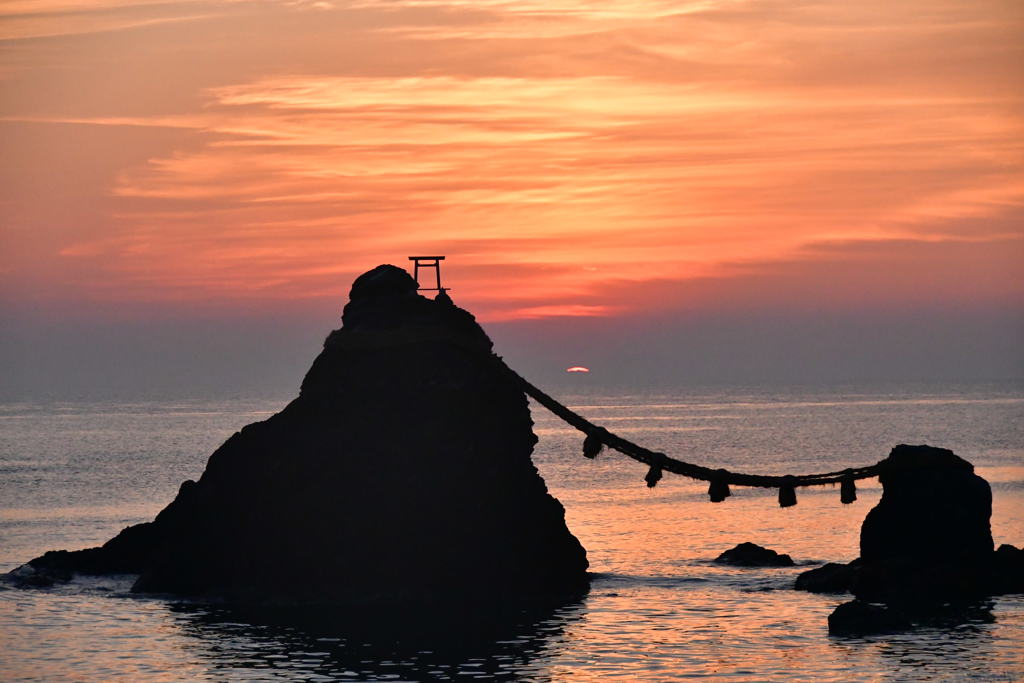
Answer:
[793,560,861,593]
[992,544,1024,595]
[17,265,589,607]
[7,563,71,588]
[28,521,159,577]
[796,444,1021,610]
[854,444,997,605]
[827,598,997,637]
[860,444,992,566]
[827,600,911,636]
[714,542,794,567]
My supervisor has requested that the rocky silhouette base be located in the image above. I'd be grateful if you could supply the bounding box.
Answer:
[13,265,589,607]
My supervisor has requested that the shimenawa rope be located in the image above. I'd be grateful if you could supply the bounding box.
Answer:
[492,354,882,507]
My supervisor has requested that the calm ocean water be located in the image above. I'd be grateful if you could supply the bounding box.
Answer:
[1,381,1023,682]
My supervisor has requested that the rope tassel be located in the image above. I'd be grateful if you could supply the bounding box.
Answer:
[778,476,797,507]
[708,469,731,502]
[840,471,857,504]
[582,433,604,459]
[644,463,663,488]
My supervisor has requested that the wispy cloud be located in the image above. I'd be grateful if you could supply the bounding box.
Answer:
[1,0,1021,319]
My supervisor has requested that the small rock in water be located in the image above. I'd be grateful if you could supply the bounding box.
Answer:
[827,600,911,636]
[4,563,71,589]
[793,560,861,593]
[714,542,794,567]
[992,544,1024,595]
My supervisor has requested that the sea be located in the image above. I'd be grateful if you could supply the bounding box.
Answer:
[1,380,1022,682]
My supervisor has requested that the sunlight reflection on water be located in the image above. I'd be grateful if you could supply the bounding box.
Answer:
[3,578,1021,681]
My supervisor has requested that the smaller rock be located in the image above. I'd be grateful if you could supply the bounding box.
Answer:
[794,560,861,593]
[860,444,993,567]
[991,544,1024,595]
[714,542,794,567]
[828,600,911,636]
[19,574,56,588]
[9,564,34,578]
[4,563,71,589]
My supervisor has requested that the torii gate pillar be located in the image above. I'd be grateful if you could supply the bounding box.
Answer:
[408,256,448,293]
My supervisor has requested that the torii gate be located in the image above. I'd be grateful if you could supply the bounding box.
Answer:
[408,256,448,294]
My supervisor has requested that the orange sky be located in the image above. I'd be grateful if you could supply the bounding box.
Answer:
[1,0,1022,323]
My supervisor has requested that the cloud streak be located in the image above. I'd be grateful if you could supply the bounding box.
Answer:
[1,0,1021,321]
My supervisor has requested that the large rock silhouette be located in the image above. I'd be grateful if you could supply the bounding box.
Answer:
[21,265,589,606]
